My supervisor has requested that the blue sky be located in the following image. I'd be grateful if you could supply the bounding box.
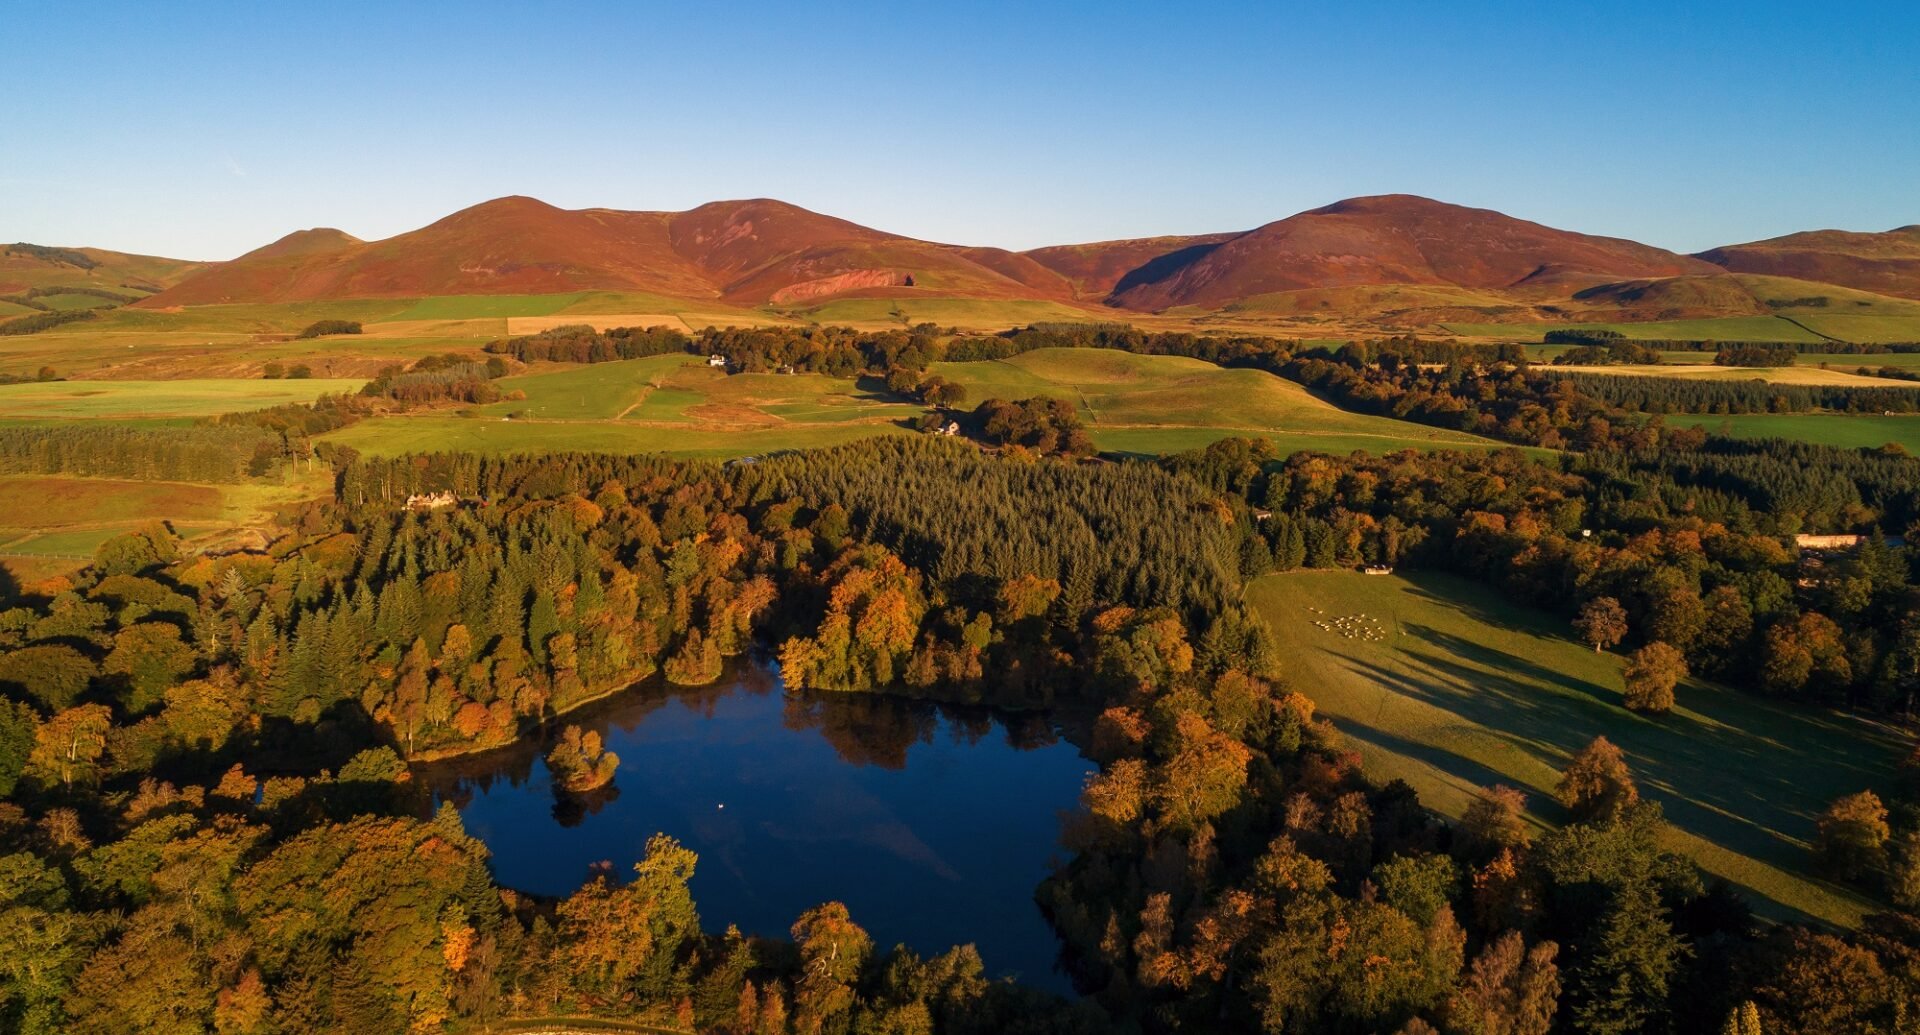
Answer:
[6,1,1916,260]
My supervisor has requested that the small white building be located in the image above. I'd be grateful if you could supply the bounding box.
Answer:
[404,491,458,513]
[707,354,727,368]
[1795,533,1866,552]
[1362,565,1394,575]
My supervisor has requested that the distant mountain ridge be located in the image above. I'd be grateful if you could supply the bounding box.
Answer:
[141,196,1077,308]
[1097,195,1721,310]
[130,194,1919,313]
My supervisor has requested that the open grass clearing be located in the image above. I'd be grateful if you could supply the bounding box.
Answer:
[1546,363,1900,386]
[0,476,227,527]
[0,378,362,419]
[933,348,1504,452]
[1248,569,1903,926]
[773,296,1103,331]
[1445,317,1829,343]
[387,293,588,321]
[1787,314,1920,344]
[1684,413,1920,452]
[334,348,1515,460]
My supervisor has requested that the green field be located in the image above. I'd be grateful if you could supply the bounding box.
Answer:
[35,293,123,311]
[0,470,333,584]
[1249,570,1900,926]
[1786,314,1920,345]
[1688,413,1920,452]
[775,296,1102,330]
[483,354,700,420]
[325,348,1501,460]
[387,293,592,321]
[1541,363,1901,387]
[0,378,362,419]
[1447,317,1830,343]
[934,349,1508,455]
[1800,352,1920,370]
[326,352,926,458]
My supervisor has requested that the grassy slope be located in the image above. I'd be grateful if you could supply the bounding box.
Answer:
[332,348,1507,460]
[771,297,1100,331]
[328,354,922,458]
[1543,363,1903,386]
[0,469,333,581]
[1445,317,1830,343]
[1691,413,1920,453]
[1248,570,1900,926]
[0,378,362,419]
[934,349,1508,455]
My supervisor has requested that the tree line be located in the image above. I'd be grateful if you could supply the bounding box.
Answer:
[1548,370,1920,414]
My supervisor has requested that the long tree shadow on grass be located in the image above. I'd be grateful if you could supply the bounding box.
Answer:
[1320,623,1902,922]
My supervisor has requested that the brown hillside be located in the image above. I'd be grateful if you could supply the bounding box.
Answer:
[0,243,208,295]
[1107,195,1720,310]
[146,197,1077,309]
[1024,233,1241,298]
[242,228,364,261]
[1697,226,1920,300]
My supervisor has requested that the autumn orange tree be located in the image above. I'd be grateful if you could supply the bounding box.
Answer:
[1555,736,1639,824]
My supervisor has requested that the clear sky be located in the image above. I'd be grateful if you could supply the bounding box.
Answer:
[6,1,1917,261]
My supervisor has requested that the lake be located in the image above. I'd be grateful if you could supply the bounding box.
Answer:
[418,658,1095,993]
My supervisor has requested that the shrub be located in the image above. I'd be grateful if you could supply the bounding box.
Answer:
[296,319,362,339]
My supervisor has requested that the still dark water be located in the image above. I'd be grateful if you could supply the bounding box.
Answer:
[418,658,1094,993]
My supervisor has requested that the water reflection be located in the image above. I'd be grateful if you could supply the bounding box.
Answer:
[416,657,1094,993]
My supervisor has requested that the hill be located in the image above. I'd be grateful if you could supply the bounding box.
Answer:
[0,242,207,298]
[1105,195,1721,310]
[144,197,1084,309]
[1023,233,1241,298]
[126,194,1920,332]
[1698,225,1920,300]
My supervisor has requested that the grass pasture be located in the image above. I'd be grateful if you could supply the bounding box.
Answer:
[1686,413,1920,453]
[1786,314,1920,344]
[0,378,362,420]
[0,470,333,583]
[934,348,1508,456]
[327,354,924,458]
[325,347,1509,460]
[1249,570,1901,926]
[1445,316,1829,343]
[1546,362,1901,386]
[0,476,227,528]
[386,293,590,322]
[775,297,1102,331]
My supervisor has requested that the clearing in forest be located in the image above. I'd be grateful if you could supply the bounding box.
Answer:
[934,348,1509,456]
[1248,568,1904,928]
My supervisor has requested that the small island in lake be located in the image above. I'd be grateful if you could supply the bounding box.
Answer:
[545,724,620,793]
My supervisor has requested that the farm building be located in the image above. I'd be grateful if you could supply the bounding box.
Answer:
[1794,534,1866,552]
[707,354,727,368]
[1362,565,1394,575]
[404,491,458,512]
